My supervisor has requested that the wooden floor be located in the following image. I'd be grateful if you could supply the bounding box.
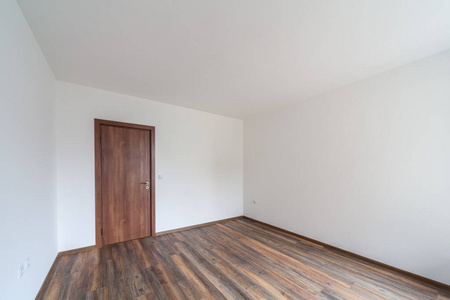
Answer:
[38,218,450,299]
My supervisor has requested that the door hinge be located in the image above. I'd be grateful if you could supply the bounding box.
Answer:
[101,228,103,236]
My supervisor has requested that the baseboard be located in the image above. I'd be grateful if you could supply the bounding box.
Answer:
[36,245,97,298]
[156,216,244,236]
[242,216,450,292]
[54,216,244,258]
[36,215,449,298]
[59,245,97,256]
[37,216,242,298]
[35,253,61,300]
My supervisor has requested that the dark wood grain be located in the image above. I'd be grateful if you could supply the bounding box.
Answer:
[101,125,150,245]
[94,119,155,248]
[37,219,450,299]
[59,245,96,256]
[35,253,61,300]
[95,119,103,247]
[155,216,244,236]
[243,216,450,295]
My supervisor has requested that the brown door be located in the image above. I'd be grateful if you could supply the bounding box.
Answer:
[95,119,155,247]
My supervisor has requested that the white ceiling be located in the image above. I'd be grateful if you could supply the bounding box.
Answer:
[17,0,450,119]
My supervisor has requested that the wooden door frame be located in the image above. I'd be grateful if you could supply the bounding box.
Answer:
[94,119,156,248]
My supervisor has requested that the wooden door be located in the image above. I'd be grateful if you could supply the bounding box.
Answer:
[95,119,155,247]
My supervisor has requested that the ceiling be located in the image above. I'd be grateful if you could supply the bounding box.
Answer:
[17,0,450,119]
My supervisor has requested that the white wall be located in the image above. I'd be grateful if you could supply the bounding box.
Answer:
[244,50,450,285]
[0,0,57,299]
[56,81,243,251]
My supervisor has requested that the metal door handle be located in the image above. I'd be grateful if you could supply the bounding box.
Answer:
[141,181,150,190]
[141,182,149,185]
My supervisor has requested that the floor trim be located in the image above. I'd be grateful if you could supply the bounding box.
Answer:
[36,246,96,298]
[37,215,449,298]
[242,216,450,292]
[59,245,97,256]
[35,253,61,300]
[156,216,244,236]
[53,216,244,258]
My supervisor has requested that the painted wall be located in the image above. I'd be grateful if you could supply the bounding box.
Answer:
[56,81,243,251]
[244,50,450,285]
[0,0,57,299]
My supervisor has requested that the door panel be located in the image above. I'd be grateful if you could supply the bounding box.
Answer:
[101,125,151,245]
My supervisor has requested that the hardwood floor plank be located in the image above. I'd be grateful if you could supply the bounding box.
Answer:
[439,293,450,300]
[148,263,186,299]
[239,218,442,296]
[87,248,108,291]
[38,219,449,299]
[61,270,89,300]
[172,253,226,300]
[86,286,109,300]
[143,266,169,299]
[216,223,335,295]
[207,229,321,299]
[174,241,250,300]
[350,284,390,300]
[109,244,126,280]
[40,273,68,299]
[52,254,76,278]
[130,239,154,269]
[119,242,153,298]
[224,221,437,300]
[153,238,204,299]
[214,259,276,299]
[108,277,133,300]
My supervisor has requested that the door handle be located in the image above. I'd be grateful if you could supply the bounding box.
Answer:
[141,182,150,189]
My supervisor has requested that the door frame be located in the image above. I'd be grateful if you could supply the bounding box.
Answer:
[94,119,156,248]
